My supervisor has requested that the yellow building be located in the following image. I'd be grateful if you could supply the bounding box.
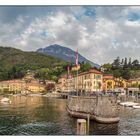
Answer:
[0,80,24,93]
[129,78,140,87]
[102,75,128,92]
[103,74,115,91]
[66,68,103,92]
[27,83,45,93]
[71,65,80,71]
[114,77,127,89]
[0,79,45,94]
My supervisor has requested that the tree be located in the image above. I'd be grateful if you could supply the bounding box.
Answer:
[81,62,92,72]
[120,58,124,67]
[113,69,121,78]
[112,56,120,69]
[122,68,131,80]
[123,57,128,68]
[132,59,139,69]
[128,57,132,68]
[101,63,112,72]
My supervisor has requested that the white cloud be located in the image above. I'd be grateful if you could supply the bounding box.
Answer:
[0,6,140,65]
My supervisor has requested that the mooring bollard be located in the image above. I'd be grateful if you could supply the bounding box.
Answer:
[77,119,86,135]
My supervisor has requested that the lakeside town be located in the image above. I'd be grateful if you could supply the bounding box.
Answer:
[1,5,140,136]
[1,65,140,98]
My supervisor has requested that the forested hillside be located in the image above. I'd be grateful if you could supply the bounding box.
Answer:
[0,46,67,81]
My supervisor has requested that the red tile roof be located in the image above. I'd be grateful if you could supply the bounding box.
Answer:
[103,74,114,79]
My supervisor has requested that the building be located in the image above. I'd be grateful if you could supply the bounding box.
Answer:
[0,80,25,93]
[102,74,128,95]
[114,77,127,89]
[65,68,103,93]
[0,71,46,94]
[128,78,140,87]
[103,74,115,92]
[71,65,80,71]
[27,83,45,93]
[56,75,67,92]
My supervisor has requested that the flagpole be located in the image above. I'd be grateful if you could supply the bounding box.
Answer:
[76,48,79,96]
[67,66,70,93]
[77,67,78,96]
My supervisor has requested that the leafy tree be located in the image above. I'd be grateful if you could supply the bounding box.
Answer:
[101,63,112,72]
[113,69,121,78]
[112,56,120,69]
[132,59,139,69]
[123,57,128,68]
[81,62,92,72]
[122,68,131,80]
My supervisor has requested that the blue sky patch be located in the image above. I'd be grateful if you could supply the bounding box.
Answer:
[128,12,140,21]
[84,7,96,18]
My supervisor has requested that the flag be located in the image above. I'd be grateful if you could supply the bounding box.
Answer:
[76,48,78,67]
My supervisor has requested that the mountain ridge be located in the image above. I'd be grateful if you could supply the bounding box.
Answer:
[36,44,100,68]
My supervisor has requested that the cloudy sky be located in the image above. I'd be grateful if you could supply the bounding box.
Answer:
[0,6,140,65]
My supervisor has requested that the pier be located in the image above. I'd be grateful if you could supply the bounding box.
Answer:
[67,95,119,123]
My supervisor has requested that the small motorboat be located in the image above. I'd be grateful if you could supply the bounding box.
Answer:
[133,105,140,109]
[119,102,127,106]
[1,97,11,104]
[119,102,139,107]
[125,102,139,107]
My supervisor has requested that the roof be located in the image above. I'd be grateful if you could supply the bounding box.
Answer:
[103,74,114,79]
[129,78,140,81]
[78,68,103,76]
[0,79,24,84]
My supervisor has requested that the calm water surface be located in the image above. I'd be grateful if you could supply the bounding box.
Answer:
[0,95,140,135]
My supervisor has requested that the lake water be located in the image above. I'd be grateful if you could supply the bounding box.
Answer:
[0,95,140,135]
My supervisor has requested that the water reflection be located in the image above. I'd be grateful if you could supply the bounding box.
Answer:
[90,122,118,135]
[0,95,140,135]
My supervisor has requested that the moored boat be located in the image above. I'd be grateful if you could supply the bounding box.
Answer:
[133,105,140,109]
[1,97,11,104]
[119,102,139,107]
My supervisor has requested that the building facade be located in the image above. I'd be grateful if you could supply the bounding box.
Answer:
[65,68,103,93]
[128,78,140,88]
[103,74,115,92]
[102,74,128,93]
[56,75,67,92]
[0,71,46,94]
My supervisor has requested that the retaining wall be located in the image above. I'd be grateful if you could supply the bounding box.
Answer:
[67,95,119,119]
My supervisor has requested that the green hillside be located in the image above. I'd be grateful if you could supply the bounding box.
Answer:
[0,46,67,81]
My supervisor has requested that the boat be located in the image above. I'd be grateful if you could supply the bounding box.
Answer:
[119,102,126,106]
[133,105,140,109]
[119,102,139,107]
[1,97,11,104]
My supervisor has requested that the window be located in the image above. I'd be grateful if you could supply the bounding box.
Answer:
[96,75,101,79]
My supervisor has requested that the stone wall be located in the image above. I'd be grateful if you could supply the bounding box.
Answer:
[67,95,118,118]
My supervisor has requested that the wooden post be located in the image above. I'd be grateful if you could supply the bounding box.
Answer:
[87,114,90,135]
[77,119,86,135]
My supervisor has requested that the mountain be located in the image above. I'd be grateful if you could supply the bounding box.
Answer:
[0,46,65,68]
[0,46,66,80]
[36,44,100,68]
